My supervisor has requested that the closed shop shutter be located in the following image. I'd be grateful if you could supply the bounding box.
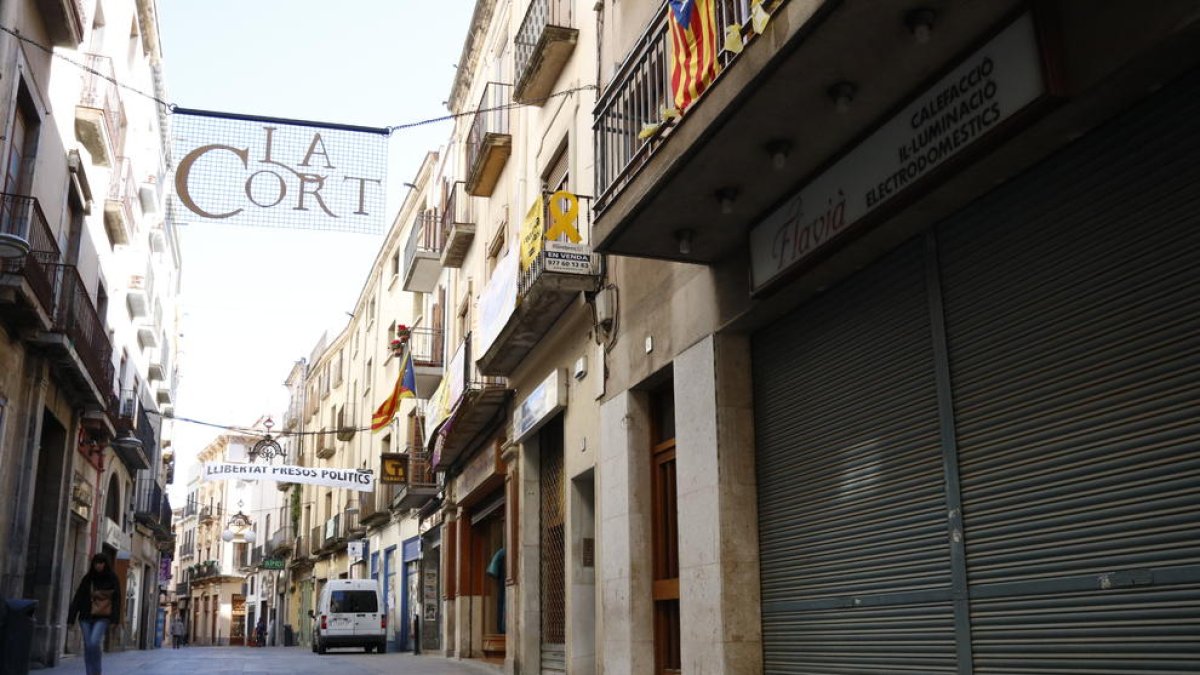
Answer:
[753,69,1200,673]
[937,69,1200,673]
[754,240,956,673]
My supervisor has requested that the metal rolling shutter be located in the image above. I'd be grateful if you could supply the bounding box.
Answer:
[754,240,956,674]
[937,70,1200,673]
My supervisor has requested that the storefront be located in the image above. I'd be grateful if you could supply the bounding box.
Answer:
[752,66,1200,672]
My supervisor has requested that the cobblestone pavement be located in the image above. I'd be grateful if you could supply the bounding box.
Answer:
[34,645,501,675]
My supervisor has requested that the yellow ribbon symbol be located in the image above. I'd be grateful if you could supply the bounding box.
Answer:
[544,190,582,243]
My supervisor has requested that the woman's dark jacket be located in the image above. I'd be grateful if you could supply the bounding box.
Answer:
[67,570,121,624]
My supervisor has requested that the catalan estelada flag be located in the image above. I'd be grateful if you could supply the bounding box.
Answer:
[371,351,416,432]
[668,0,719,112]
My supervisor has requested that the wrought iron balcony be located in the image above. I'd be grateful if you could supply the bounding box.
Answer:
[34,0,86,46]
[126,262,154,319]
[104,157,137,245]
[392,448,439,511]
[402,209,442,293]
[344,506,364,537]
[514,0,578,105]
[155,368,177,409]
[439,181,475,268]
[408,327,445,399]
[315,428,335,459]
[75,54,124,167]
[476,192,600,376]
[310,525,325,554]
[465,82,513,197]
[268,522,295,556]
[199,506,215,524]
[137,298,162,350]
[0,193,60,328]
[191,560,221,580]
[35,264,114,407]
[147,340,170,383]
[358,485,393,528]
[431,335,511,470]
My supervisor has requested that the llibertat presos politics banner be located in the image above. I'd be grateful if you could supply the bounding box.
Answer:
[200,462,376,492]
[172,108,389,233]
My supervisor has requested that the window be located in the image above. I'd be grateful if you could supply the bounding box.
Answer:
[367,298,376,326]
[329,590,378,613]
[364,358,373,394]
[485,211,508,281]
[543,142,569,193]
[3,88,39,196]
[390,250,400,280]
[650,383,680,674]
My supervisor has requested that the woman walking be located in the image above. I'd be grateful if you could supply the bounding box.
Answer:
[67,553,121,675]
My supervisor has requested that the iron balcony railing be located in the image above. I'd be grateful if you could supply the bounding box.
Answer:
[403,448,438,488]
[515,0,575,87]
[179,541,195,558]
[184,500,197,517]
[133,476,162,518]
[294,533,312,560]
[440,181,474,243]
[408,326,444,369]
[268,521,293,552]
[47,264,114,394]
[593,0,762,211]
[136,406,158,457]
[404,209,442,266]
[108,157,137,227]
[518,192,599,298]
[322,514,341,546]
[0,193,60,315]
[311,525,324,553]
[465,82,514,177]
[342,506,361,536]
[80,54,124,152]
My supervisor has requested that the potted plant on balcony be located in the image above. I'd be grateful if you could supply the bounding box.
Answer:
[390,324,411,354]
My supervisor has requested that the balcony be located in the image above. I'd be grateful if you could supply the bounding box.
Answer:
[392,448,439,511]
[335,402,357,442]
[402,209,442,293]
[477,192,600,376]
[514,0,578,104]
[134,476,171,539]
[358,486,393,528]
[291,534,313,563]
[282,399,302,431]
[116,407,153,472]
[321,514,343,550]
[137,300,162,349]
[199,506,215,524]
[465,82,513,197]
[431,335,511,470]
[33,264,114,407]
[75,54,124,168]
[191,560,220,581]
[147,341,170,383]
[267,522,295,557]
[175,581,190,596]
[315,429,335,459]
[104,157,137,245]
[343,506,363,538]
[155,368,177,409]
[409,327,445,399]
[439,181,476,268]
[0,194,60,329]
[34,0,86,46]
[126,263,154,319]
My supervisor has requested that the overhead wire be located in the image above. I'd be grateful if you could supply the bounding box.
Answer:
[0,22,597,134]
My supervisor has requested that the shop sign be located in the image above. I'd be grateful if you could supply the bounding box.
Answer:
[750,12,1046,292]
[544,241,593,274]
[456,441,504,501]
[262,558,285,570]
[380,453,408,484]
[348,540,366,562]
[513,369,568,442]
[200,462,376,492]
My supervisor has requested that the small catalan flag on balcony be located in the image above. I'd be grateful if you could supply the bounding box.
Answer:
[668,0,720,111]
[371,351,416,432]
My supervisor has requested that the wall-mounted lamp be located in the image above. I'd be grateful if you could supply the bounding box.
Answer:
[766,140,792,170]
[828,82,857,114]
[675,229,694,256]
[111,431,143,455]
[222,510,255,543]
[906,8,936,45]
[715,187,739,215]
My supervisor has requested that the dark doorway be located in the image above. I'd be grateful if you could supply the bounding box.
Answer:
[24,411,68,625]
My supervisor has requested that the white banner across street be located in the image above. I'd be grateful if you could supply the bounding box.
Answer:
[200,462,375,492]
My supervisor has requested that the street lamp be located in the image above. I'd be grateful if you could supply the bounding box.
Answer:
[222,510,255,543]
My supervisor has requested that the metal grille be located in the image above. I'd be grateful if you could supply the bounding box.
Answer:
[754,239,954,673]
[539,422,567,648]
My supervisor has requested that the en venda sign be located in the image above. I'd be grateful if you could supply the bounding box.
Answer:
[172,109,389,234]
[749,12,1047,292]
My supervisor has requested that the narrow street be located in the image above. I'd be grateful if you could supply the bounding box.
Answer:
[36,646,499,675]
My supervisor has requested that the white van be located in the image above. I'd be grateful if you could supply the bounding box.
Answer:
[310,579,387,654]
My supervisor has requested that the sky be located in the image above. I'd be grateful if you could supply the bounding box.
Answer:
[158,1,476,499]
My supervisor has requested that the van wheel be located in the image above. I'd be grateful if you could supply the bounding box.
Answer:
[317,639,327,655]
[377,640,387,654]
[310,639,317,653]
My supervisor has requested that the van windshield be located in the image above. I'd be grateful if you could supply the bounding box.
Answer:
[329,590,378,613]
